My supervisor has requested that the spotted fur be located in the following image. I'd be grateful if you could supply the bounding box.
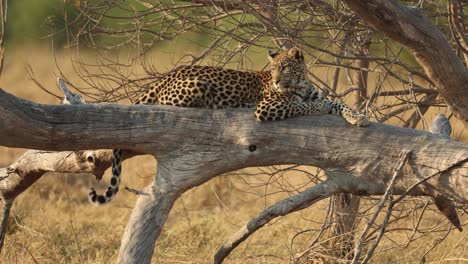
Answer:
[88,47,368,205]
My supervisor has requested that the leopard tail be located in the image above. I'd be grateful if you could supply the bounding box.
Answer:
[88,149,122,205]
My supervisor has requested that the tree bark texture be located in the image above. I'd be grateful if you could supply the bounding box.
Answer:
[0,88,467,263]
[342,0,468,123]
[0,78,139,252]
[0,150,113,200]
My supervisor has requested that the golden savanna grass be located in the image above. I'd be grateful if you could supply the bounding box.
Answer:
[0,46,467,264]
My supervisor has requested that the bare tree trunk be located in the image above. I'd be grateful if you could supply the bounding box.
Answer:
[327,193,360,260]
[117,163,180,263]
[342,0,468,123]
[0,88,466,263]
[350,35,370,108]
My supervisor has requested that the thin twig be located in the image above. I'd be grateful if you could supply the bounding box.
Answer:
[124,186,149,196]
[351,150,412,263]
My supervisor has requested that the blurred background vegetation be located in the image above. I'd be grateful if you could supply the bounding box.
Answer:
[5,1,453,56]
[6,0,212,49]
[6,0,67,47]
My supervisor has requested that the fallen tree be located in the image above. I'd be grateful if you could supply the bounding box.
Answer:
[0,86,466,263]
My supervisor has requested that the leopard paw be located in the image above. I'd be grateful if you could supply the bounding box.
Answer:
[345,113,369,127]
[354,114,369,127]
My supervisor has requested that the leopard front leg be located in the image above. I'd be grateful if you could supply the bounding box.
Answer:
[324,99,369,127]
[255,94,368,127]
[255,94,333,121]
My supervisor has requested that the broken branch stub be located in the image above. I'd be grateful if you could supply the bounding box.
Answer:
[0,78,129,252]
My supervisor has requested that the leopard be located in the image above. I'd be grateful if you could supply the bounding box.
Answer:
[88,47,369,205]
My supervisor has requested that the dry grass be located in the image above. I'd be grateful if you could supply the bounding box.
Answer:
[0,47,467,264]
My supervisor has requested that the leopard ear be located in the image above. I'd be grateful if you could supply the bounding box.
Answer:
[288,47,304,62]
[268,50,278,62]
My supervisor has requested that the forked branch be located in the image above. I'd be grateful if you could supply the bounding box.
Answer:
[0,79,135,252]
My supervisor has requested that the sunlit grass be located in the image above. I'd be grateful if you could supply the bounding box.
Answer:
[0,47,466,263]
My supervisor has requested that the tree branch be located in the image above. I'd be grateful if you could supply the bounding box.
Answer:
[0,79,137,252]
[342,0,468,124]
[214,180,335,264]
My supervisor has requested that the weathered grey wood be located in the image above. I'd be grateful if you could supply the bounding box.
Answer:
[0,88,467,263]
[117,162,181,263]
[342,0,468,123]
[1,150,110,199]
[0,79,137,252]
[0,88,466,200]
[0,79,137,202]
[0,145,135,253]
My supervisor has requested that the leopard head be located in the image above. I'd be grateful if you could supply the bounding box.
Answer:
[268,47,308,92]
